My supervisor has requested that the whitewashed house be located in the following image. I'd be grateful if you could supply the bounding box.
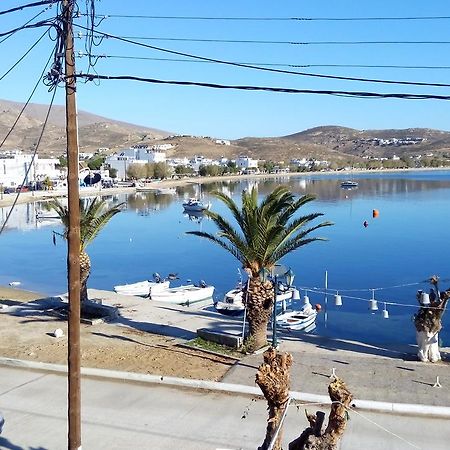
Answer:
[236,155,259,173]
[0,151,60,187]
[104,145,167,180]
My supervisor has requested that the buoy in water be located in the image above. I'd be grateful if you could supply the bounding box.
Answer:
[363,220,369,228]
[372,209,379,218]
[315,303,322,311]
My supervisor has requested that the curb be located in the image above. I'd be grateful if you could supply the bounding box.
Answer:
[1,357,450,418]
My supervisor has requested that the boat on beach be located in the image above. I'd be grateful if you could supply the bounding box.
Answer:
[149,282,215,305]
[182,198,211,212]
[114,274,170,297]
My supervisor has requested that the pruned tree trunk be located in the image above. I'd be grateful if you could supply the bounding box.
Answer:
[80,251,91,304]
[289,377,353,450]
[244,277,275,352]
[414,288,449,363]
[256,347,293,450]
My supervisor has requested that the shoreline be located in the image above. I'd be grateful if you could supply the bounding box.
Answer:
[1,166,449,208]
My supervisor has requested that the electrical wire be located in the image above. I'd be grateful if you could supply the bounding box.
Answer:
[74,54,450,71]
[88,34,450,46]
[0,0,57,17]
[75,74,450,100]
[0,86,57,236]
[79,13,450,22]
[73,26,450,88]
[0,27,51,81]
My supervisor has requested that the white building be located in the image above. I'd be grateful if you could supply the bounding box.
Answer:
[215,139,231,146]
[236,155,259,171]
[104,145,167,180]
[0,151,60,187]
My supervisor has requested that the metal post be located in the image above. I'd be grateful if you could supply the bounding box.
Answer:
[324,270,328,328]
[63,1,82,448]
[272,276,278,348]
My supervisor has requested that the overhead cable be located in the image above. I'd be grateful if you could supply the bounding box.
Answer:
[73,26,450,88]
[76,73,450,100]
[87,34,450,46]
[75,54,450,71]
[0,27,51,81]
[0,0,57,17]
[79,13,450,22]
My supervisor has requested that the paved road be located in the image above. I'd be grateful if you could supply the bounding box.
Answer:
[0,366,449,450]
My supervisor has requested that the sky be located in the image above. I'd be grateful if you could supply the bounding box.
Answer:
[1,0,450,139]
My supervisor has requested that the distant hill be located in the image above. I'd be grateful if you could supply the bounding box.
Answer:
[1,99,450,162]
[0,99,169,156]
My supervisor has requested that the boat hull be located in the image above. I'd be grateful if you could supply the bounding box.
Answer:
[276,310,317,331]
[114,280,170,297]
[150,284,215,305]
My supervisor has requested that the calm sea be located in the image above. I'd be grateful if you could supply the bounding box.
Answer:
[1,170,450,346]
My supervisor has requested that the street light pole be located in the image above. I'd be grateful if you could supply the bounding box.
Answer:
[63,1,82,449]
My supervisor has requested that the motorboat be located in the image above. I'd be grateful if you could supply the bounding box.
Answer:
[157,187,177,195]
[340,180,358,188]
[114,274,170,297]
[276,304,317,331]
[149,282,215,305]
[215,284,296,316]
[182,198,211,212]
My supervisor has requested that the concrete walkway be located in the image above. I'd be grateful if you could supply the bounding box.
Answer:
[84,289,450,409]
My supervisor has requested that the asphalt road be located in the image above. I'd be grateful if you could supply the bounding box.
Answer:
[0,366,449,450]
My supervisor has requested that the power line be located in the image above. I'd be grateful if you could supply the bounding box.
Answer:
[0,0,57,17]
[0,27,50,81]
[79,13,450,22]
[88,34,450,46]
[75,54,450,71]
[73,27,450,88]
[75,73,450,100]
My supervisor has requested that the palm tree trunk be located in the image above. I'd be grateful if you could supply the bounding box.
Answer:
[244,277,275,352]
[289,377,353,450]
[80,251,91,304]
[414,290,449,362]
[256,348,292,450]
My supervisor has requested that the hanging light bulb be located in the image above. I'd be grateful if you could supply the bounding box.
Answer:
[334,292,342,306]
[421,292,430,306]
[303,290,310,305]
[292,289,301,301]
[383,302,389,319]
[370,299,378,311]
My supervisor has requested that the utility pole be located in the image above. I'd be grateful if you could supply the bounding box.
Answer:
[63,1,82,448]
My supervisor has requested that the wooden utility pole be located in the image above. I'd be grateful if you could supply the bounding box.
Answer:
[63,1,82,448]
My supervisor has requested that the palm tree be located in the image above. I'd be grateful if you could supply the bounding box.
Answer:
[187,186,332,352]
[49,197,125,303]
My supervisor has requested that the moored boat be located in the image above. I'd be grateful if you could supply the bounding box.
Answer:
[182,198,211,212]
[340,180,358,188]
[150,282,215,305]
[276,304,317,331]
[114,274,170,297]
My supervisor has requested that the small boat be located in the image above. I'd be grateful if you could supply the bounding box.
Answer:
[340,180,358,188]
[8,281,21,287]
[182,198,211,212]
[276,304,317,331]
[114,274,170,297]
[215,285,296,316]
[157,187,177,195]
[150,282,215,305]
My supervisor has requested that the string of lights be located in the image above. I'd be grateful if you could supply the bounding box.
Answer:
[72,26,450,89]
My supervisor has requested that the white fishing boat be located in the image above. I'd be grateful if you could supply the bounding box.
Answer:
[114,274,170,297]
[215,285,295,316]
[276,304,317,331]
[340,180,358,189]
[150,282,215,305]
[182,198,211,212]
[157,187,177,195]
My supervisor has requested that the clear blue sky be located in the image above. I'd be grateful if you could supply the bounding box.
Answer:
[1,0,450,139]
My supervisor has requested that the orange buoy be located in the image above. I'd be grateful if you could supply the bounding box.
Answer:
[315,303,322,311]
[372,209,379,218]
